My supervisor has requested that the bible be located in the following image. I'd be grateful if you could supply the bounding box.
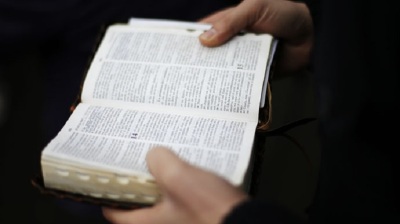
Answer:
[38,18,277,208]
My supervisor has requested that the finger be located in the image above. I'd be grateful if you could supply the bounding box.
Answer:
[146,147,213,203]
[102,206,161,224]
[199,0,262,47]
[146,147,246,210]
[198,7,233,23]
[146,147,188,192]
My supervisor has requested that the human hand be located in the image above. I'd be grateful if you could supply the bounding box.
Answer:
[199,0,313,74]
[102,147,248,224]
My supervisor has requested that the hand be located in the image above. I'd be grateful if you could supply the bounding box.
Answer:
[102,147,248,224]
[199,0,313,74]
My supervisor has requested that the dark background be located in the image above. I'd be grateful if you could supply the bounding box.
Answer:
[0,1,320,223]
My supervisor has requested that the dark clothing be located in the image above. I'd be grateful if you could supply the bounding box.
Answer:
[309,0,400,222]
[224,199,306,224]
[225,0,400,223]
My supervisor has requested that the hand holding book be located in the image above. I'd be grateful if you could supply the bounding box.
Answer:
[103,147,247,224]
[198,0,313,74]
[38,17,275,207]
[98,0,314,223]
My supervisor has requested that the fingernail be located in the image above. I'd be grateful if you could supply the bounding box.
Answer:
[200,28,217,41]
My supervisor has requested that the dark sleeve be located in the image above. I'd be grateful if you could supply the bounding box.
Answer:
[222,199,306,224]
[307,0,400,223]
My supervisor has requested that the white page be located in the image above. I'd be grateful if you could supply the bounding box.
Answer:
[42,103,257,186]
[128,17,212,31]
[81,25,272,122]
[127,17,275,108]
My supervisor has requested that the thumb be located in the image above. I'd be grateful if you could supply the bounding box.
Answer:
[145,147,186,187]
[146,147,246,204]
[199,1,258,47]
[146,147,214,203]
[146,147,247,224]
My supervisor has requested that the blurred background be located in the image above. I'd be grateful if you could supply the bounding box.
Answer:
[0,1,320,223]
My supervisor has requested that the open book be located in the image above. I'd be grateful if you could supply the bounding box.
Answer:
[39,18,277,207]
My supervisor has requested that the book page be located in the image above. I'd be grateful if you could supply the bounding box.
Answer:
[42,103,257,186]
[127,18,276,109]
[128,17,212,31]
[81,25,272,121]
